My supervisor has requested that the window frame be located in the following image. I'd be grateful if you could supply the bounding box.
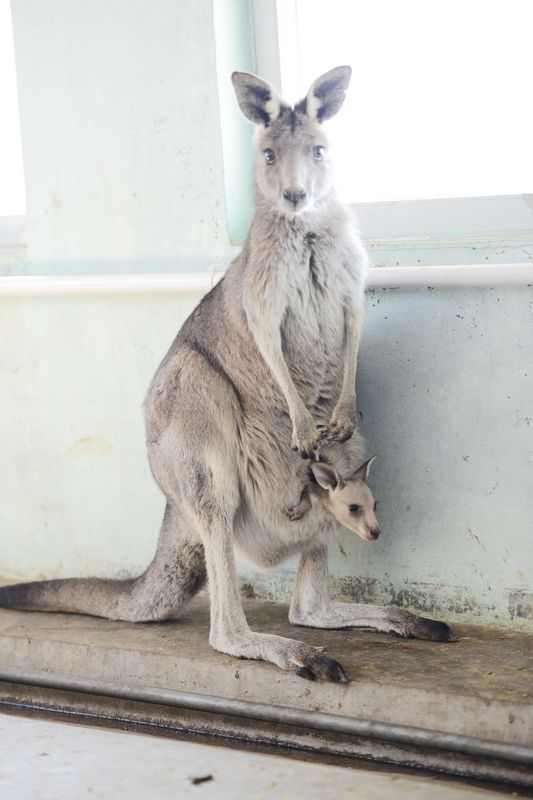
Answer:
[0,0,26,271]
[250,0,533,271]
[0,216,26,275]
[1,0,531,290]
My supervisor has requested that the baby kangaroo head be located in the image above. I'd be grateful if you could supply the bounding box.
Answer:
[310,457,380,541]
[231,66,351,216]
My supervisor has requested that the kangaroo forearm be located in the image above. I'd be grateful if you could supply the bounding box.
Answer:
[338,306,363,404]
[249,322,308,420]
[245,306,319,457]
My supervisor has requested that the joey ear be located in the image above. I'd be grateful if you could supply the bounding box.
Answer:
[231,71,282,127]
[303,65,352,123]
[351,456,377,483]
[310,462,342,491]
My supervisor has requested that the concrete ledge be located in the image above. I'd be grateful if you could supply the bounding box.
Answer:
[0,598,532,785]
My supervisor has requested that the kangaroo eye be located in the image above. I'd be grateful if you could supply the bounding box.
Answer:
[349,504,361,514]
[313,145,325,160]
[264,148,276,165]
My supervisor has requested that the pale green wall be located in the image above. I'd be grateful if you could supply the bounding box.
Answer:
[2,1,532,629]
[10,0,235,274]
[240,286,533,630]
[1,287,532,629]
[0,292,198,581]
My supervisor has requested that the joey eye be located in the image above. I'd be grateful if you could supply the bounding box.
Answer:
[313,145,325,160]
[264,148,276,165]
[349,504,361,514]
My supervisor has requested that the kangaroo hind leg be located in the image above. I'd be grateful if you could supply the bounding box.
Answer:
[0,503,206,623]
[289,546,454,642]
[179,440,347,682]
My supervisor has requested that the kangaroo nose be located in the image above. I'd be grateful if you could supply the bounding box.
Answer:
[283,188,307,206]
[371,527,380,540]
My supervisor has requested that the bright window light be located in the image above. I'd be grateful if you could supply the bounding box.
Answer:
[0,0,26,216]
[278,0,533,203]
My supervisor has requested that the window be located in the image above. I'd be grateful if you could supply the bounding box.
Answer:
[252,0,533,267]
[0,0,25,218]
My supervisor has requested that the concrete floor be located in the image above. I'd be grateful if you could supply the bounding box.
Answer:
[0,597,532,787]
[0,598,531,738]
[0,713,523,799]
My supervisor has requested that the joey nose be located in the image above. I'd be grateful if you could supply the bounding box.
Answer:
[371,527,381,540]
[283,188,307,207]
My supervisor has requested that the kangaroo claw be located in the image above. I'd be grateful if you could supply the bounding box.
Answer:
[293,654,348,683]
[329,417,356,443]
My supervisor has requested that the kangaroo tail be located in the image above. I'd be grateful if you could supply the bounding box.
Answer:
[0,576,139,620]
[0,504,206,622]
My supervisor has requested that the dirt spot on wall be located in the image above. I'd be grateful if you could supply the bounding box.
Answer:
[333,577,482,618]
[337,540,348,558]
[66,436,116,456]
[508,590,533,620]
[467,528,486,551]
[240,582,256,599]
[334,576,378,603]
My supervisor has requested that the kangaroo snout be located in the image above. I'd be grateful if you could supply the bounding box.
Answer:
[283,187,307,208]
[369,526,381,540]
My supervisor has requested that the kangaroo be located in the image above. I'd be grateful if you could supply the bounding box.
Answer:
[287,457,380,544]
[0,67,454,681]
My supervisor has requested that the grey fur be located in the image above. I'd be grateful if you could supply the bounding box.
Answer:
[0,68,454,679]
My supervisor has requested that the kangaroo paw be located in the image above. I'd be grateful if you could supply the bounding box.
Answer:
[294,653,348,683]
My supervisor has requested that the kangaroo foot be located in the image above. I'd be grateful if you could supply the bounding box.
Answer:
[287,488,312,521]
[290,602,455,642]
[294,652,347,682]
[210,630,348,682]
[406,614,456,642]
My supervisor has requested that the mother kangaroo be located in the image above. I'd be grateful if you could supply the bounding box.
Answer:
[0,67,453,680]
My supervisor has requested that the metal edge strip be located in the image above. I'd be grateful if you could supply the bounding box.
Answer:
[0,669,531,766]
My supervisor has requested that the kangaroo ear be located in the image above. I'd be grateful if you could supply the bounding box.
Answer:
[231,71,282,127]
[304,65,352,123]
[351,456,377,483]
[310,462,342,491]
